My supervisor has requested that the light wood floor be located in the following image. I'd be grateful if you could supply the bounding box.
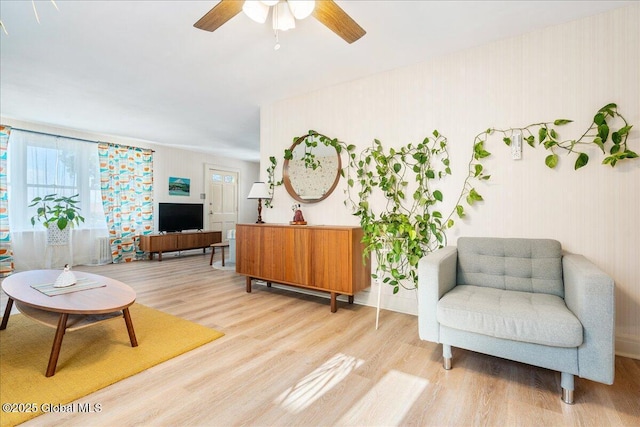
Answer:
[2,251,639,426]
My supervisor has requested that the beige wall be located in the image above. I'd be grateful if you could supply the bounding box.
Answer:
[259,5,640,358]
[1,117,261,228]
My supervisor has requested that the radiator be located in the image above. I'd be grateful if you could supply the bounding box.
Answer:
[94,237,112,265]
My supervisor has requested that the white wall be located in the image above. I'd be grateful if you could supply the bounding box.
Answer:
[0,117,261,228]
[152,145,259,227]
[259,5,640,358]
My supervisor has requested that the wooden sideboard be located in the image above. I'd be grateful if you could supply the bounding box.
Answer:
[236,224,370,312]
[139,231,222,261]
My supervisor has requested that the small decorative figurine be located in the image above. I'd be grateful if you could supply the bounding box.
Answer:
[53,264,77,288]
[290,204,307,225]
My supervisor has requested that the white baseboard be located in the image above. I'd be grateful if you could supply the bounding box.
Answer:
[616,334,640,360]
[254,281,418,314]
[353,286,418,315]
[255,282,640,360]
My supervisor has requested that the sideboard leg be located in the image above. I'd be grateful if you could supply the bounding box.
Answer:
[348,295,354,304]
[246,277,252,293]
[330,293,338,313]
[266,282,272,288]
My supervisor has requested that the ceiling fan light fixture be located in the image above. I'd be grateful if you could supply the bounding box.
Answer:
[194,0,365,45]
[242,0,269,24]
[273,1,295,31]
[287,0,315,20]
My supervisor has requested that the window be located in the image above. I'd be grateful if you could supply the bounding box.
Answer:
[8,130,106,231]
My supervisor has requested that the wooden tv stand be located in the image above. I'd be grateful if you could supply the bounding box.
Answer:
[139,231,222,261]
[236,224,370,312]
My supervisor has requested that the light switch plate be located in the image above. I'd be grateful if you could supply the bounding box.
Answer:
[512,132,522,160]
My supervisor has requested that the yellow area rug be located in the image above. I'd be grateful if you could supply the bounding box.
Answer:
[0,303,224,427]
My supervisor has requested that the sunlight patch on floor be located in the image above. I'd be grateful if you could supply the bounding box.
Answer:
[337,370,429,426]
[274,353,365,414]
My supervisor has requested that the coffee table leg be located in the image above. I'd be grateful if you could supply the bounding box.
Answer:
[123,308,138,347]
[46,313,69,377]
[0,298,14,330]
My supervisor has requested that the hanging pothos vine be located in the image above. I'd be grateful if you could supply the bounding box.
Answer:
[267,103,636,293]
[264,156,281,209]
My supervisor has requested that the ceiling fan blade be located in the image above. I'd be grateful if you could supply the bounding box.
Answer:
[312,0,366,44]
[194,0,244,32]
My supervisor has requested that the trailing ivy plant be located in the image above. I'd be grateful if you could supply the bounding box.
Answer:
[348,103,635,293]
[284,130,358,173]
[346,131,489,294]
[264,156,281,209]
[497,103,636,170]
[267,104,635,293]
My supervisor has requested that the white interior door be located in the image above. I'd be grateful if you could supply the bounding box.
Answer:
[208,168,238,240]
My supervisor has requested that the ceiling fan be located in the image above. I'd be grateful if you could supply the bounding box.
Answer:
[194,0,366,44]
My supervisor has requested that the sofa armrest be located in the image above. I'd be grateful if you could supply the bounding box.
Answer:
[418,246,458,343]
[563,253,615,384]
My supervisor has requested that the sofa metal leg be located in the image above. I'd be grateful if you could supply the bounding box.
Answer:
[443,357,452,370]
[562,388,574,404]
[442,344,452,370]
[561,372,575,404]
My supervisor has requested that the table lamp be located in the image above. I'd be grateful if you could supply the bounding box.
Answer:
[247,182,271,224]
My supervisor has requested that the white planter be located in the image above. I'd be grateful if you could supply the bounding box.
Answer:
[47,226,71,246]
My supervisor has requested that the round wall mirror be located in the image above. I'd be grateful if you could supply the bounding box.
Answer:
[283,134,342,203]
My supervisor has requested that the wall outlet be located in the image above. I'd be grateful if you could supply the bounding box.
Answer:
[512,132,522,160]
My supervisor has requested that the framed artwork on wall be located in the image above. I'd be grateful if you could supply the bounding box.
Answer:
[169,177,190,196]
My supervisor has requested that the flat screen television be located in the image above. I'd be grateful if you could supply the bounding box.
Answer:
[158,203,204,232]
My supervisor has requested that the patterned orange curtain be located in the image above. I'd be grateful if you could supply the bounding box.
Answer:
[98,143,153,263]
[0,125,14,276]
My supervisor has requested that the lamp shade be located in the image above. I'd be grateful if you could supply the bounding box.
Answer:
[247,182,271,199]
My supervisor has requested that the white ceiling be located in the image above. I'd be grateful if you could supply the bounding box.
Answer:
[0,1,633,161]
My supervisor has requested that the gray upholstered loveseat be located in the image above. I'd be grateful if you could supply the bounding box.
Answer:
[417,237,615,404]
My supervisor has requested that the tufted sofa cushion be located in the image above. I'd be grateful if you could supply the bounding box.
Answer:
[437,285,583,347]
[457,237,564,297]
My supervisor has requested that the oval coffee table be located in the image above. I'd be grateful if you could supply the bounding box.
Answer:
[0,270,138,377]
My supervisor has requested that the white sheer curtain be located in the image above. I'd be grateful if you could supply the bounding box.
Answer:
[7,130,109,270]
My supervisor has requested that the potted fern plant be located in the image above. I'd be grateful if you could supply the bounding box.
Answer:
[29,193,85,245]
